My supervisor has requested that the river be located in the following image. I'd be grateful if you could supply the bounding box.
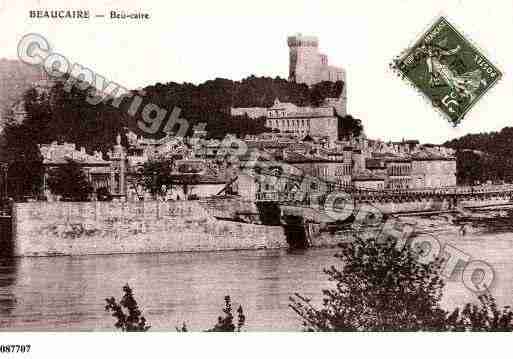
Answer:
[1,211,513,331]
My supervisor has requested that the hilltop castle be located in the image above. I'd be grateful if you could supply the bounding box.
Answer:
[231,34,347,141]
[288,33,345,87]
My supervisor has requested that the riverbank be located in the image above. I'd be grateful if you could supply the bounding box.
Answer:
[7,198,513,257]
[399,207,511,237]
[9,201,288,257]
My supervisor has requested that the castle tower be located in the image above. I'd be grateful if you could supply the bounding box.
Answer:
[288,33,347,112]
[288,34,321,86]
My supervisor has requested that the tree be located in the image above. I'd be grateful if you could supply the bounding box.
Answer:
[290,235,447,331]
[175,296,246,332]
[290,235,513,331]
[46,160,93,201]
[106,286,245,332]
[207,296,246,332]
[444,127,513,184]
[173,162,203,200]
[446,293,513,331]
[105,284,150,332]
[1,88,47,200]
[136,156,175,198]
[338,114,363,139]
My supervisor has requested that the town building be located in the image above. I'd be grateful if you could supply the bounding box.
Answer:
[232,98,340,141]
[411,151,457,188]
[39,141,112,200]
[265,98,338,141]
[38,130,458,202]
[352,173,386,191]
[230,34,347,141]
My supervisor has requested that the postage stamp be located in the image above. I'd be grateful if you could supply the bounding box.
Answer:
[392,16,502,126]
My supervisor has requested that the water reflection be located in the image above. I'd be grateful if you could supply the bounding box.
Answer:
[0,230,512,330]
[0,257,17,320]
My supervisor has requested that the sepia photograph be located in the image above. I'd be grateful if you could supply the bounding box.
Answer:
[0,0,513,357]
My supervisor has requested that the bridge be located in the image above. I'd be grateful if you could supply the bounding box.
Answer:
[246,167,513,247]
[255,184,513,207]
[253,183,513,247]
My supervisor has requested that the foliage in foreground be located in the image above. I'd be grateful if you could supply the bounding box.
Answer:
[106,235,513,332]
[107,286,245,332]
[105,284,150,332]
[446,294,513,331]
[290,235,513,331]
[206,295,246,332]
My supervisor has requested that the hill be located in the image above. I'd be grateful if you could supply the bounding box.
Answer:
[3,75,352,155]
[0,59,41,117]
[136,76,345,138]
[1,75,355,198]
[443,127,513,184]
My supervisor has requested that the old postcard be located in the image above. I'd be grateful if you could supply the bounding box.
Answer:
[0,0,512,358]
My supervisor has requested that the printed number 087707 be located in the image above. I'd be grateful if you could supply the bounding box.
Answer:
[0,345,31,353]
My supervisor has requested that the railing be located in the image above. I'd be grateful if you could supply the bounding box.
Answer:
[333,184,513,196]
[255,184,513,203]
[256,191,305,202]
[256,192,280,202]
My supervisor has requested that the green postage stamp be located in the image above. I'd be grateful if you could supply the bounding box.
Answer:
[392,16,502,126]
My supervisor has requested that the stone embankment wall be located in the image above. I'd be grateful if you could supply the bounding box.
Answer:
[370,199,450,214]
[11,201,287,257]
[363,197,511,214]
[199,197,260,222]
[460,198,511,208]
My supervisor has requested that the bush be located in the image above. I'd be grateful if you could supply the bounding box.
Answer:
[446,293,513,331]
[206,296,246,332]
[47,160,93,201]
[106,287,245,332]
[290,235,513,331]
[105,284,150,332]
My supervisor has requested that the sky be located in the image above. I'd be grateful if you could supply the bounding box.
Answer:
[0,0,512,144]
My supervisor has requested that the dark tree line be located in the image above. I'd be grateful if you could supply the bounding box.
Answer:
[0,74,354,198]
[4,75,346,155]
[338,114,363,139]
[0,59,42,117]
[444,127,513,184]
[1,78,129,199]
[130,76,345,139]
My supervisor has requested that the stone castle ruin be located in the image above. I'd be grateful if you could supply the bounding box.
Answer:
[288,33,345,87]
[231,34,347,140]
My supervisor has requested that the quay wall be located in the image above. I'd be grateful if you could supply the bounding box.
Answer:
[460,198,512,208]
[368,199,450,214]
[360,197,511,214]
[11,201,287,257]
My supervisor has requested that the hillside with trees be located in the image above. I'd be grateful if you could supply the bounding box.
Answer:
[135,76,345,138]
[0,74,357,198]
[444,127,513,184]
[0,59,42,119]
[4,75,350,155]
